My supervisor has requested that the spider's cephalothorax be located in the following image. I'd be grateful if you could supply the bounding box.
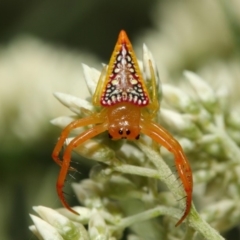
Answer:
[107,102,141,140]
[52,30,193,227]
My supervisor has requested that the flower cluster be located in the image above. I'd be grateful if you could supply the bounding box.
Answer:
[27,41,240,239]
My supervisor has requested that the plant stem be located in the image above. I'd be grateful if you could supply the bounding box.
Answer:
[111,163,160,178]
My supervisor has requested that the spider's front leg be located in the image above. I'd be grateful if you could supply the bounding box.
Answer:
[52,114,108,214]
[140,119,192,226]
[52,115,104,167]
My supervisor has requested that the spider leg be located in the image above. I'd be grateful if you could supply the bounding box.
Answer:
[92,65,107,106]
[57,122,108,214]
[52,114,104,169]
[140,119,192,226]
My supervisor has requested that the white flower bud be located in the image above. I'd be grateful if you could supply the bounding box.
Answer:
[197,134,223,157]
[162,84,199,113]
[104,175,138,199]
[57,207,92,224]
[82,64,101,96]
[70,138,115,163]
[227,128,240,145]
[142,44,159,83]
[120,143,145,163]
[160,108,201,138]
[178,138,195,152]
[216,86,229,112]
[184,71,218,112]
[201,200,235,224]
[74,222,90,240]
[194,108,212,128]
[72,181,103,208]
[90,164,113,183]
[50,116,77,129]
[142,44,162,99]
[30,214,64,240]
[53,92,94,114]
[194,169,216,183]
[205,142,223,157]
[29,225,43,240]
[89,210,109,240]
[197,134,219,145]
[227,110,240,129]
[33,206,82,240]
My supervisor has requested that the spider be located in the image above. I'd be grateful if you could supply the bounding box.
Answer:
[52,30,193,226]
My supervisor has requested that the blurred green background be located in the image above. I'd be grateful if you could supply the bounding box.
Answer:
[0,0,239,239]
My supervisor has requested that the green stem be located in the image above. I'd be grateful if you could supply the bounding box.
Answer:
[110,204,224,240]
[111,163,161,179]
[183,226,196,240]
[188,206,225,240]
[113,206,179,229]
[136,141,185,204]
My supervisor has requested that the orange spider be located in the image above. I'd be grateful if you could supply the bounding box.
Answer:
[52,30,192,226]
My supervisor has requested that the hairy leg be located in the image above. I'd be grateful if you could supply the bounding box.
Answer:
[140,119,192,226]
[56,122,108,214]
[52,114,104,168]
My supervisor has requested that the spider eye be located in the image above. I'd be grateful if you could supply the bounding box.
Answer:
[119,129,123,135]
[126,129,131,135]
